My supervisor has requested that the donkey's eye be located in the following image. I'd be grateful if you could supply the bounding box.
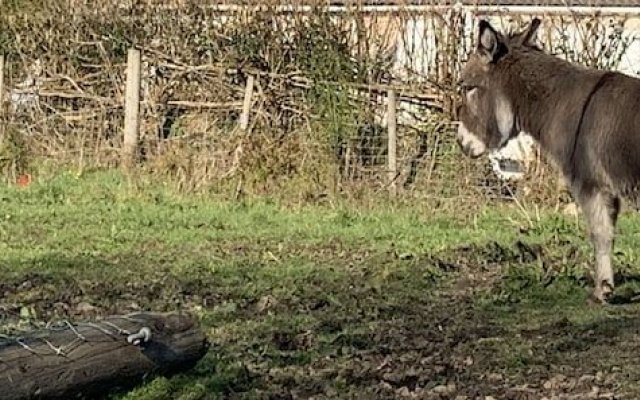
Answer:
[462,84,478,93]
[460,85,479,102]
[457,82,472,94]
[457,82,478,95]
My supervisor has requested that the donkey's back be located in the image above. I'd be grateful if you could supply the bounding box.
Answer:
[575,70,640,198]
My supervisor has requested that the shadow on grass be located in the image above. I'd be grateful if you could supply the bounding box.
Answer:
[3,248,640,398]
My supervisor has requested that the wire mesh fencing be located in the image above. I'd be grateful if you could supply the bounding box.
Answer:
[0,0,637,206]
[0,315,152,358]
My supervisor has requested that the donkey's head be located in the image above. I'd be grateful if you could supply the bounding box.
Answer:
[455,18,542,158]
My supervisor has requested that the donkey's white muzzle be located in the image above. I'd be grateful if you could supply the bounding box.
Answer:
[457,122,487,159]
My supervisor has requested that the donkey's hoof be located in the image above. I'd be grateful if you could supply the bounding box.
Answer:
[590,283,614,305]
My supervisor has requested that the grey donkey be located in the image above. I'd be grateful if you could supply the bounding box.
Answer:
[455,17,640,303]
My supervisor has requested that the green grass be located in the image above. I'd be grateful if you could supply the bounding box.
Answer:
[3,169,640,398]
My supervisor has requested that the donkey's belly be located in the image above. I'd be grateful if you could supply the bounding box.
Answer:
[599,157,640,202]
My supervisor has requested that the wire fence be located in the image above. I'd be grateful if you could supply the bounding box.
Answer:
[1,0,638,206]
[0,308,208,400]
[0,315,151,357]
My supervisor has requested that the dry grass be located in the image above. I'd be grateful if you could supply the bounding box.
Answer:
[0,0,635,206]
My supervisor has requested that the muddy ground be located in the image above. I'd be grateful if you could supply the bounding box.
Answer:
[2,239,640,400]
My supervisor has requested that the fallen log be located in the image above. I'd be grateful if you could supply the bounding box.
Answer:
[0,312,210,400]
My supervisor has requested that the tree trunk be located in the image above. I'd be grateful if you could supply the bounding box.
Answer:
[0,312,209,400]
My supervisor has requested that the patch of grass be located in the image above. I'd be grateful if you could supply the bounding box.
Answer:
[4,169,640,398]
[0,126,30,183]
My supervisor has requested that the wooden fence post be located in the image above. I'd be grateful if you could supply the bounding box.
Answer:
[387,89,398,195]
[0,55,5,115]
[239,75,255,131]
[123,48,141,168]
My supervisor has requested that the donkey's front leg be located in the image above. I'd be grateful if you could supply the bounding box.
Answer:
[577,189,620,303]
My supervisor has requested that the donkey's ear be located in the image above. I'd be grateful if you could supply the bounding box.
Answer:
[477,20,506,62]
[513,17,542,47]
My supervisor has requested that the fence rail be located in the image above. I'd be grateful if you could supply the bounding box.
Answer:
[0,2,637,205]
[0,46,454,195]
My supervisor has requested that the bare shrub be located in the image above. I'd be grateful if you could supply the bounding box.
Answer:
[0,1,637,207]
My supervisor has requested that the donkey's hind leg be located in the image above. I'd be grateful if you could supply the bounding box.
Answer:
[577,188,620,303]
